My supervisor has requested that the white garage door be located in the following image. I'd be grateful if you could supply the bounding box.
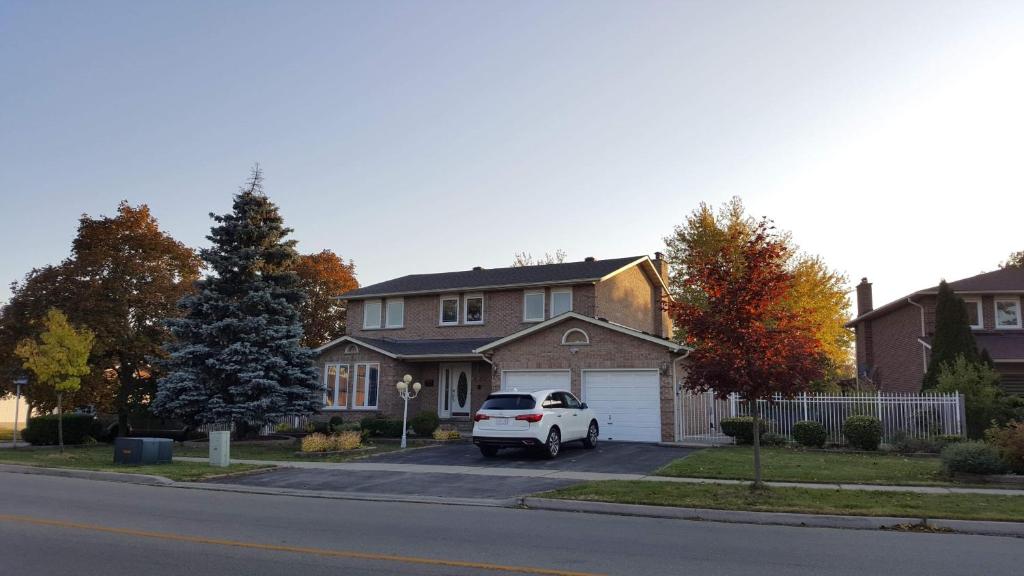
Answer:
[583,370,661,442]
[502,371,571,394]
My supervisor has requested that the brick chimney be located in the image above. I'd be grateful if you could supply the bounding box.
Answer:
[856,277,873,317]
[652,252,672,338]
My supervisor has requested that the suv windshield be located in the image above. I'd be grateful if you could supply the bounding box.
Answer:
[481,394,536,410]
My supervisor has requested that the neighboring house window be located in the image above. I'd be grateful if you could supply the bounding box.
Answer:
[523,290,545,322]
[324,364,350,409]
[352,363,380,409]
[440,295,459,325]
[551,288,572,317]
[464,293,484,324]
[995,296,1022,329]
[363,300,382,329]
[963,298,983,330]
[385,298,404,328]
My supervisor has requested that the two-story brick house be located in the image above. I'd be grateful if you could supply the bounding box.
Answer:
[847,267,1024,395]
[314,255,691,442]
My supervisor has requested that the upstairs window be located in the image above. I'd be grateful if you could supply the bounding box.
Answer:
[551,288,572,317]
[385,298,404,328]
[440,295,459,325]
[963,298,982,330]
[464,293,484,324]
[995,297,1022,329]
[524,290,545,322]
[363,300,382,329]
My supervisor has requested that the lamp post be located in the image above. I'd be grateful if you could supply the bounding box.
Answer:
[396,374,422,449]
[12,375,28,449]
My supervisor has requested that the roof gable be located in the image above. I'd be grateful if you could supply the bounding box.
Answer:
[473,312,690,354]
[341,256,647,299]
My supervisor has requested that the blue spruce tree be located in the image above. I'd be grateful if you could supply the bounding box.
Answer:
[153,167,320,434]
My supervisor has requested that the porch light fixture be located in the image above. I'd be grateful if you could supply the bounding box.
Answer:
[396,374,422,449]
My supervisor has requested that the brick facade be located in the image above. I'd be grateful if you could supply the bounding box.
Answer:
[595,265,659,335]
[484,318,681,442]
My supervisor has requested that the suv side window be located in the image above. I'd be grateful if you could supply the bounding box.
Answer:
[562,392,581,409]
[542,394,565,409]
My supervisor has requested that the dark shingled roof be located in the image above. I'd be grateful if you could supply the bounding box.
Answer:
[355,337,499,357]
[920,333,1024,362]
[341,256,646,299]
[848,266,1024,325]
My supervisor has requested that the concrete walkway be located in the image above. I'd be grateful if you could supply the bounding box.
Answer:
[173,456,1024,495]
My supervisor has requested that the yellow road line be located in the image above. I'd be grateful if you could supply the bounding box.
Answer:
[0,514,603,576]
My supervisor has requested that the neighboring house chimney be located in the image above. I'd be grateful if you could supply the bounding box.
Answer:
[652,252,672,339]
[584,256,595,262]
[856,278,873,317]
[472,266,483,271]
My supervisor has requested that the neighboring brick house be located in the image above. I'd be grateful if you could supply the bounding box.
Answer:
[314,255,691,442]
[847,267,1024,395]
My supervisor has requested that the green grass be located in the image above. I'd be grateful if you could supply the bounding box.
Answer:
[0,445,268,481]
[174,439,408,462]
[538,481,1024,522]
[659,446,948,485]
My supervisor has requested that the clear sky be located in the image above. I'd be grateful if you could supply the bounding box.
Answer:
[2,1,1022,310]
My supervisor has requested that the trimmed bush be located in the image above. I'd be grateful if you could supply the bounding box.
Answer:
[842,415,882,450]
[760,432,788,447]
[22,414,97,446]
[792,420,826,448]
[410,411,440,436]
[986,421,1024,474]
[328,415,345,428]
[360,416,405,438]
[941,441,1006,475]
[719,417,767,445]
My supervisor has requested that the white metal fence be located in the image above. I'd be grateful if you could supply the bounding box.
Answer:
[680,391,965,445]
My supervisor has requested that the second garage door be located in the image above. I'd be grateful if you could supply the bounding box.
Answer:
[501,370,571,394]
[582,370,661,442]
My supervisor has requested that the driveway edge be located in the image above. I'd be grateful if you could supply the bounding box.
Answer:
[522,497,1024,538]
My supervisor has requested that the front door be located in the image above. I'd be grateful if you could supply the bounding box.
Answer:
[438,363,472,418]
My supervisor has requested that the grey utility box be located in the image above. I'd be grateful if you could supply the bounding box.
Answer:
[114,437,173,465]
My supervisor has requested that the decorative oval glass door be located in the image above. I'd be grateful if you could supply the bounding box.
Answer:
[439,363,472,418]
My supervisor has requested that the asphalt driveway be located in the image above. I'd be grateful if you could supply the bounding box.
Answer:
[208,442,696,500]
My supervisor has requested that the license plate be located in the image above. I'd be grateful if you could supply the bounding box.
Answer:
[494,417,509,426]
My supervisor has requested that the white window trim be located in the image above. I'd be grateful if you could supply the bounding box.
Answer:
[384,298,404,329]
[523,289,545,322]
[550,287,573,317]
[323,363,350,411]
[439,294,460,326]
[963,297,983,330]
[363,300,382,329]
[560,328,590,345]
[463,293,485,325]
[351,362,380,410]
[994,296,1022,330]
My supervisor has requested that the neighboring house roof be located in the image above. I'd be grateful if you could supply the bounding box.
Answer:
[339,256,653,299]
[846,266,1024,326]
[473,312,691,354]
[315,335,499,359]
[918,333,1024,362]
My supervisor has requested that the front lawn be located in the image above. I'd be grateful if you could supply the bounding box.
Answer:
[660,446,946,485]
[174,439,408,462]
[538,481,1024,522]
[0,445,268,482]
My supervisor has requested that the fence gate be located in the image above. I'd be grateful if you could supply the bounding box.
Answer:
[679,390,964,445]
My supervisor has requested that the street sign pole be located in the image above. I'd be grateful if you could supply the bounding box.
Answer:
[12,377,28,448]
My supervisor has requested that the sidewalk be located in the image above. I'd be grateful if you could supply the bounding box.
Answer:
[173,456,1024,495]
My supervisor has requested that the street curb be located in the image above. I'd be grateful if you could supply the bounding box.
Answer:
[522,498,1024,538]
[173,480,520,508]
[0,463,175,486]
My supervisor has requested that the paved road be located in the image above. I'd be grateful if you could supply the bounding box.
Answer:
[3,471,1022,576]
[209,441,691,499]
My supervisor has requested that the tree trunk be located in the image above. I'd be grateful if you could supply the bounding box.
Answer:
[752,410,762,489]
[116,360,132,437]
[57,391,64,455]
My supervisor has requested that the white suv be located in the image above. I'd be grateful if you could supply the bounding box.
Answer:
[471,389,599,458]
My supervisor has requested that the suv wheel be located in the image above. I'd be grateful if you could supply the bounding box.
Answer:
[582,421,599,449]
[542,427,561,459]
[479,445,499,458]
